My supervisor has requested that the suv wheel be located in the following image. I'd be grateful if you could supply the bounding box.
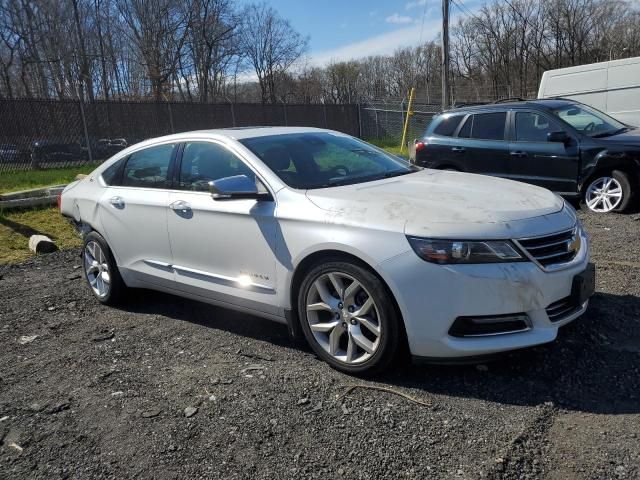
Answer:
[82,231,126,304]
[584,170,634,213]
[297,260,400,374]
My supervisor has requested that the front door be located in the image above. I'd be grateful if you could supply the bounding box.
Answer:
[98,142,178,288]
[507,110,580,193]
[166,140,279,316]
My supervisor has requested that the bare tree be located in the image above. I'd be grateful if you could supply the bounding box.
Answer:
[238,2,308,103]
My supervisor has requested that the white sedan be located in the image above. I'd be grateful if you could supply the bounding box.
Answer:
[60,127,595,373]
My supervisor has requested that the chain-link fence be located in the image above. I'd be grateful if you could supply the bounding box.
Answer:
[360,101,441,146]
[0,98,361,173]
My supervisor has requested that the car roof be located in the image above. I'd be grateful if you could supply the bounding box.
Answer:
[446,98,578,113]
[191,126,333,140]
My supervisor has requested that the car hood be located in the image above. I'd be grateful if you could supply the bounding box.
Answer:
[594,127,640,145]
[305,170,568,238]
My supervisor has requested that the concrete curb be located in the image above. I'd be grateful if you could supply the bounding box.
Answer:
[0,185,67,210]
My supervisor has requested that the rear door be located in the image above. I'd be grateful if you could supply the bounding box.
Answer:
[507,110,580,193]
[455,111,511,177]
[419,113,467,168]
[98,142,177,288]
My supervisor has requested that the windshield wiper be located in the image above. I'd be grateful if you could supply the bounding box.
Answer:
[592,127,629,138]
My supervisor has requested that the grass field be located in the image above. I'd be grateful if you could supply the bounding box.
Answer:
[0,207,82,263]
[0,164,98,195]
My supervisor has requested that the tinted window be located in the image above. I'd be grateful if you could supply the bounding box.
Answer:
[179,142,255,191]
[515,112,556,142]
[240,133,415,189]
[122,144,176,188]
[457,115,472,138]
[102,160,122,185]
[470,112,506,140]
[433,114,465,136]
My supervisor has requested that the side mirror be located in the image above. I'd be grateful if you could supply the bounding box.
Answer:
[548,131,570,144]
[208,175,271,201]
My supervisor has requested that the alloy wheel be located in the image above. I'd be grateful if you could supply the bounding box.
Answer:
[585,176,623,213]
[305,271,382,364]
[84,241,111,298]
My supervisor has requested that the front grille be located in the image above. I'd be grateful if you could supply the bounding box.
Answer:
[546,296,582,322]
[516,228,579,269]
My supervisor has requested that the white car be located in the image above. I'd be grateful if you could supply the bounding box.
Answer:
[60,127,595,373]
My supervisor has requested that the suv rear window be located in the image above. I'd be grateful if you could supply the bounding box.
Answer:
[457,112,506,140]
[433,114,465,137]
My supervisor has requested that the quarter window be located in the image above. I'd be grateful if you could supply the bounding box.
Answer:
[179,142,255,192]
[515,112,556,142]
[433,114,465,137]
[122,144,176,188]
[102,159,123,185]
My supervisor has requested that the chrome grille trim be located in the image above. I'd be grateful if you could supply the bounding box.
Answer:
[546,296,583,322]
[514,227,581,271]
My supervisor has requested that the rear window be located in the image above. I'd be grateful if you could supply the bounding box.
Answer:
[433,114,465,137]
[122,143,176,189]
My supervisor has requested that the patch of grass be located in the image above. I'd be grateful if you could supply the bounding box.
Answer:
[0,164,98,194]
[0,207,81,264]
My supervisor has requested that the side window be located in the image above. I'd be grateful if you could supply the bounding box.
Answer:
[470,112,507,140]
[515,112,557,142]
[122,144,176,188]
[433,114,465,137]
[179,142,255,192]
[102,159,123,185]
[457,115,472,138]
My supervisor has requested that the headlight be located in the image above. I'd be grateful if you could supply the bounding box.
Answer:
[407,237,525,264]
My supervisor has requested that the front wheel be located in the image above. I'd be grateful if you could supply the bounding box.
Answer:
[297,260,400,374]
[584,170,634,213]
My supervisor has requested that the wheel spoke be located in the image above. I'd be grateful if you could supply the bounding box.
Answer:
[327,273,344,299]
[310,320,340,333]
[351,327,375,354]
[586,196,599,208]
[346,332,357,362]
[603,197,613,211]
[354,296,374,317]
[607,188,622,197]
[307,301,332,312]
[329,324,345,356]
[101,271,111,284]
[357,316,381,336]
[314,278,338,306]
[343,279,361,302]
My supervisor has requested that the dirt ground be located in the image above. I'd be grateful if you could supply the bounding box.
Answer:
[0,209,639,479]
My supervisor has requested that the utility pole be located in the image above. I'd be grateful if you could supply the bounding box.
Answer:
[441,0,450,111]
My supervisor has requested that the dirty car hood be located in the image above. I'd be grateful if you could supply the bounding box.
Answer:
[305,169,566,237]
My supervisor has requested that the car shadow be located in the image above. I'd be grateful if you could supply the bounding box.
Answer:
[116,289,639,415]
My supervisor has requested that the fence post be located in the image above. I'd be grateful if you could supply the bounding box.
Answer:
[323,101,328,128]
[357,104,363,138]
[374,109,379,139]
[78,98,93,163]
[166,100,175,133]
[281,99,288,126]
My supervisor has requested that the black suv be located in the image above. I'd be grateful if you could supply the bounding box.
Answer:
[413,99,640,213]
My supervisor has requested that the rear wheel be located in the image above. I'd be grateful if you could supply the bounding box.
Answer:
[584,170,634,213]
[297,260,400,374]
[82,231,126,305]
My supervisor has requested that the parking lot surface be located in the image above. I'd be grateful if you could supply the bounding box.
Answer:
[1,210,639,479]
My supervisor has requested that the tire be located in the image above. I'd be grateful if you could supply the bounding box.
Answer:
[297,260,400,374]
[82,231,126,305]
[584,170,635,213]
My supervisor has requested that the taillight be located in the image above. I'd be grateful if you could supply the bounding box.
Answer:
[415,141,427,152]
[57,193,62,211]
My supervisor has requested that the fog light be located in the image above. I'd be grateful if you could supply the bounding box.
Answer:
[449,314,531,337]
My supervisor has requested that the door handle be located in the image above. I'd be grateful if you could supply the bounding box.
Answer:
[169,200,191,212]
[510,151,527,158]
[109,196,124,208]
[451,147,465,153]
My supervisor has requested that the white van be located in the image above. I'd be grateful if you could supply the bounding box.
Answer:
[538,56,640,127]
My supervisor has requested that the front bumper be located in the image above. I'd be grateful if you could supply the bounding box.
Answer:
[378,230,591,359]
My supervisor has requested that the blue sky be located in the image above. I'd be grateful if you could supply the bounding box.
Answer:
[257,0,484,66]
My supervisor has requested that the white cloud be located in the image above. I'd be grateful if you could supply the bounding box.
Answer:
[309,17,442,66]
[385,13,413,24]
[405,0,428,10]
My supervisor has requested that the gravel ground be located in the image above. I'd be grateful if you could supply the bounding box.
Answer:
[0,209,639,479]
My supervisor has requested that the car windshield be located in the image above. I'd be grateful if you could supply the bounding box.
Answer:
[240,132,418,189]
[552,103,627,138]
